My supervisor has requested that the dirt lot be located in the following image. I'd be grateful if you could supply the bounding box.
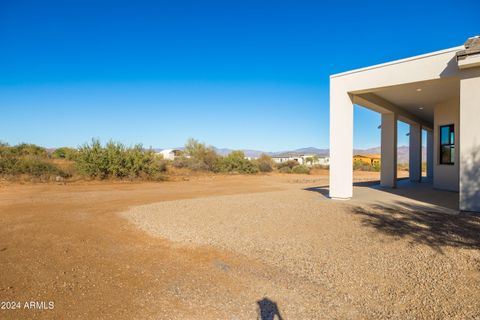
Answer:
[1,171,479,319]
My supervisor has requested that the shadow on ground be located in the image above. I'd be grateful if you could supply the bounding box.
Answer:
[257,298,283,320]
[303,180,382,198]
[352,201,480,252]
[304,177,459,212]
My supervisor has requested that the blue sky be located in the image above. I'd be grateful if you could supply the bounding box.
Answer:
[0,0,478,151]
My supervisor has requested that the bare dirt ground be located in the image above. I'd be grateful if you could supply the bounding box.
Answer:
[1,170,479,319]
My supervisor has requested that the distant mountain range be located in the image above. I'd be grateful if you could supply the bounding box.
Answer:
[157,145,425,164]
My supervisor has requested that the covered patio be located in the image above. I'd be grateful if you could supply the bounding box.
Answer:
[329,36,480,212]
[352,178,459,214]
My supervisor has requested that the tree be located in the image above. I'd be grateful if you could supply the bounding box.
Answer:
[183,138,219,171]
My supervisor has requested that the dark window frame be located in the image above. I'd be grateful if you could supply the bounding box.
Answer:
[439,124,455,165]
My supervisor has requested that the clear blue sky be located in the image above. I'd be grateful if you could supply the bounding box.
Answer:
[0,0,478,151]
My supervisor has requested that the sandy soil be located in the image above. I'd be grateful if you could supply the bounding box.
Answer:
[1,171,479,319]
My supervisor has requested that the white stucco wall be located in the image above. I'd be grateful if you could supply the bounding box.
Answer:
[433,97,459,191]
[459,72,480,211]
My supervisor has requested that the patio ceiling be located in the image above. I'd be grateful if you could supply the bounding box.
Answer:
[367,78,459,124]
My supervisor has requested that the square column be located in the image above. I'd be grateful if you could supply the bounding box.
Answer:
[409,123,422,182]
[459,74,480,212]
[426,129,434,180]
[380,113,397,188]
[329,84,353,199]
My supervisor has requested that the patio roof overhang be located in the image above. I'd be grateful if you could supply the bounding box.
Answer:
[330,46,465,129]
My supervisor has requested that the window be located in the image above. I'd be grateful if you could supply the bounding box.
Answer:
[440,124,455,165]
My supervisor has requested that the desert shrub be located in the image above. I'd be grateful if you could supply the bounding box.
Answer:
[75,139,166,179]
[51,147,79,160]
[278,166,292,173]
[14,157,68,177]
[255,154,274,172]
[303,156,320,166]
[9,143,48,157]
[276,160,299,170]
[0,143,68,179]
[291,165,310,174]
[397,163,409,172]
[182,138,220,171]
[216,150,258,174]
[0,155,68,178]
[353,160,381,172]
[353,160,370,171]
[173,157,211,171]
[312,164,329,170]
[258,161,273,173]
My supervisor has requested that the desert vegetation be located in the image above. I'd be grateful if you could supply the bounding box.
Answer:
[75,139,167,180]
[0,143,70,180]
[353,159,381,172]
[275,159,311,174]
[0,138,314,182]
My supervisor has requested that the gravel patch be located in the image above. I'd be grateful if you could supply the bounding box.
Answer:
[122,189,480,319]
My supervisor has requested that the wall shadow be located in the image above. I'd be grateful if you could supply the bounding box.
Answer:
[303,185,329,197]
[370,179,459,211]
[351,201,480,253]
[304,178,459,212]
[257,297,283,320]
[303,181,384,199]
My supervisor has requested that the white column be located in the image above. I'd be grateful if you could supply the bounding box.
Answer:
[329,82,353,199]
[409,123,422,182]
[380,113,397,188]
[426,129,434,180]
[459,74,480,212]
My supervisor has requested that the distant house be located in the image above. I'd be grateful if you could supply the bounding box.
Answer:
[158,149,182,161]
[303,154,330,166]
[272,153,330,167]
[353,154,381,166]
[272,154,303,164]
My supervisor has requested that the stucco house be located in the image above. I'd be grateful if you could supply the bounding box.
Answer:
[158,149,182,161]
[272,154,303,164]
[329,36,480,212]
[353,154,381,167]
[272,154,330,166]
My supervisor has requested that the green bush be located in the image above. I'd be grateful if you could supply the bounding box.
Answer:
[0,143,68,179]
[312,164,329,170]
[0,143,48,158]
[181,138,220,171]
[353,160,380,172]
[278,166,292,173]
[75,139,166,179]
[255,154,274,172]
[51,147,79,160]
[276,160,298,170]
[291,165,310,174]
[9,143,48,157]
[303,156,319,166]
[216,151,259,174]
[0,156,68,178]
[172,157,209,171]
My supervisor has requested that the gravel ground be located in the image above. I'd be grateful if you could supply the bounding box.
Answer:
[123,188,480,319]
[1,172,478,319]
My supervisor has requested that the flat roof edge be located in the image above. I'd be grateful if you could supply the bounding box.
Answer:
[330,45,464,79]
